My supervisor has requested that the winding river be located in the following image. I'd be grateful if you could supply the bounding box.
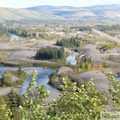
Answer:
[0,51,78,94]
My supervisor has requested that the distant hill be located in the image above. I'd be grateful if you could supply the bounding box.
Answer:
[27,4,120,20]
[0,7,63,22]
[0,4,120,22]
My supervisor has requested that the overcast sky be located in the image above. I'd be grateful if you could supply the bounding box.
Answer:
[0,0,120,8]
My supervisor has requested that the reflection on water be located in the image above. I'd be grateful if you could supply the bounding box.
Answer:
[0,52,78,94]
[66,52,78,65]
[0,67,57,95]
[116,76,120,81]
[11,34,22,40]
[21,67,57,94]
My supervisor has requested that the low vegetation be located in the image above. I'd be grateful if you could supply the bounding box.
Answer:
[79,26,92,31]
[49,72,57,86]
[0,27,11,39]
[98,41,120,52]
[97,24,120,32]
[0,71,107,120]
[0,71,119,120]
[0,52,7,61]
[1,68,27,87]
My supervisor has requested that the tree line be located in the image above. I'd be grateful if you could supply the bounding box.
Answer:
[56,37,81,48]
[79,26,92,31]
[97,24,120,31]
[35,46,64,60]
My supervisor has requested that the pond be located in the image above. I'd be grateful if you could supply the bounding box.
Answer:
[11,34,22,41]
[66,52,78,65]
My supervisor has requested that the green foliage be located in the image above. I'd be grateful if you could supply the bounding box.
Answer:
[48,79,104,120]
[79,26,92,31]
[18,65,22,77]
[9,27,35,37]
[35,46,64,60]
[100,41,120,51]
[49,72,57,86]
[97,24,120,32]
[60,76,73,88]
[7,90,23,107]
[56,37,80,48]
[0,52,7,61]
[71,77,86,87]
[102,62,108,68]
[2,69,27,87]
[21,70,50,120]
[7,90,23,119]
[0,90,23,120]
[0,104,12,120]
[2,71,119,120]
[109,73,120,105]
[0,27,11,39]
[76,58,94,72]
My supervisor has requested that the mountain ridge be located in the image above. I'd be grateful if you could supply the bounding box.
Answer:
[26,4,120,20]
[0,7,64,22]
[0,4,120,22]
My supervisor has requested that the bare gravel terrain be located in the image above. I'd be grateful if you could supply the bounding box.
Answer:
[0,39,71,65]
[81,44,120,66]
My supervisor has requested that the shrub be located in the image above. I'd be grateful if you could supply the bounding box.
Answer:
[49,72,57,86]
[2,69,27,87]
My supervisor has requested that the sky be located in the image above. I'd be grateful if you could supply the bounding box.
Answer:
[0,0,120,8]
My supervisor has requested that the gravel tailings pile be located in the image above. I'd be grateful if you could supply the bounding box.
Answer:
[74,70,110,94]
[81,44,120,66]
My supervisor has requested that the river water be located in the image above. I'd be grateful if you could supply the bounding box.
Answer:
[115,76,120,81]
[0,67,57,94]
[21,67,57,94]
[0,51,78,94]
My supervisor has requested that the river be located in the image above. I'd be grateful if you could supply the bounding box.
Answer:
[0,51,78,94]
[116,76,120,81]
[0,67,57,94]
[21,67,57,94]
